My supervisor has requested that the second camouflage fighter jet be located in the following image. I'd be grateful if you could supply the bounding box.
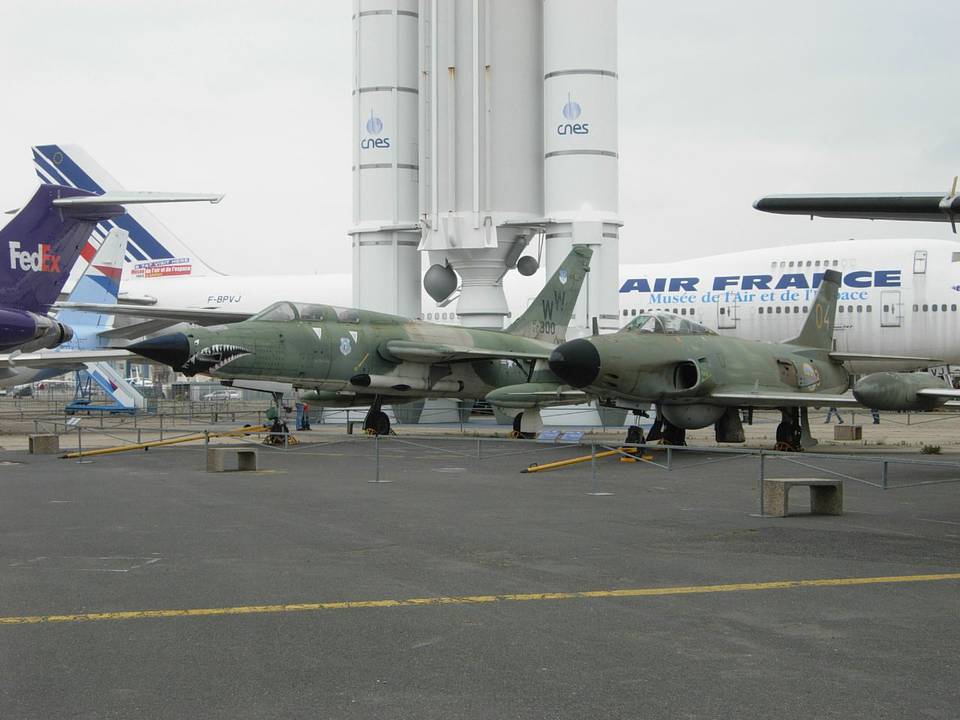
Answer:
[128,247,594,434]
[546,268,944,449]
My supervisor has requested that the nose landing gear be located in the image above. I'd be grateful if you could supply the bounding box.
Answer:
[363,396,391,436]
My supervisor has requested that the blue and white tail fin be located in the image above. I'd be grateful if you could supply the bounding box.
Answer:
[56,228,129,334]
[0,185,102,313]
[32,144,222,279]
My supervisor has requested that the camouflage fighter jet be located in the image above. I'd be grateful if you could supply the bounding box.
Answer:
[127,247,594,434]
[546,268,941,449]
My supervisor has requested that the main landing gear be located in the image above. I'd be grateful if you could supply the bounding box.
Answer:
[645,406,686,446]
[363,396,391,436]
[775,407,803,452]
[511,412,536,440]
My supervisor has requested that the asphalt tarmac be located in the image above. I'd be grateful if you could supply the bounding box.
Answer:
[1,437,958,719]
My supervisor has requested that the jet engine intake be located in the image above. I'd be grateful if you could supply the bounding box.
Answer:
[0,309,74,352]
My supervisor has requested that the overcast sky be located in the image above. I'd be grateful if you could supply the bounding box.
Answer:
[1,1,956,275]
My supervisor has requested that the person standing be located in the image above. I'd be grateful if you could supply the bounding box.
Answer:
[824,407,844,424]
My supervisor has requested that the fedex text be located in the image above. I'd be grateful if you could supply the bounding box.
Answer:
[8,241,61,273]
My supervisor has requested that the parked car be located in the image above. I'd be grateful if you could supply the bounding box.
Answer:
[202,390,241,401]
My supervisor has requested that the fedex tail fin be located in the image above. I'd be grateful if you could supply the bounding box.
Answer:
[56,227,129,335]
[3,183,221,315]
[0,185,102,313]
[787,268,841,350]
[32,144,223,277]
[506,245,593,344]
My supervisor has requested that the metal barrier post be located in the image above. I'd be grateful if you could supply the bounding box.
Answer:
[368,434,391,483]
[75,425,92,464]
[586,442,613,496]
[137,428,142,445]
[666,447,673,471]
[591,444,596,490]
[159,415,164,441]
[204,430,209,450]
[881,460,888,489]
[477,437,482,461]
[757,449,765,515]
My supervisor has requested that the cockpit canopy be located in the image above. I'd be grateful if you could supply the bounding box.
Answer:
[251,301,344,323]
[623,312,716,336]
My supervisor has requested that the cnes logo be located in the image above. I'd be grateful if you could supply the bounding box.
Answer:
[360,111,391,149]
[8,241,61,273]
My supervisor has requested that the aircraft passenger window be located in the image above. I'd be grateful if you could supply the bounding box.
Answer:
[719,308,725,315]
[680,308,686,315]
[838,306,844,313]
[943,304,948,312]
[883,305,889,313]
[815,261,821,267]
[933,305,938,312]
[631,309,637,316]
[847,305,853,313]
[758,307,763,314]
[832,260,838,266]
[788,262,794,268]
[866,306,872,312]
[803,306,808,313]
[913,304,919,312]
[779,262,785,268]
[953,253,960,263]
[953,305,957,312]
[856,305,862,312]
[622,309,628,317]
[771,262,777,269]
[923,304,929,311]
[794,307,800,313]
[806,261,812,267]
[776,307,782,314]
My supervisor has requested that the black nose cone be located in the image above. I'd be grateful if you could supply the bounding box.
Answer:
[128,333,190,370]
[549,338,601,388]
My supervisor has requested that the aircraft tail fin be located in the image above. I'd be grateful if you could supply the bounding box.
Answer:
[505,245,593,344]
[56,228,129,333]
[0,185,102,313]
[32,144,224,277]
[787,268,841,350]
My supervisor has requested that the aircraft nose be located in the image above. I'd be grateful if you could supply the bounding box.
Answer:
[548,338,601,388]
[128,333,190,370]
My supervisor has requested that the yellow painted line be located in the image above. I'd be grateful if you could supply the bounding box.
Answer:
[1,573,957,626]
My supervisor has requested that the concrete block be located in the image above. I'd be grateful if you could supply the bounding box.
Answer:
[206,448,259,472]
[28,434,59,454]
[834,425,862,440]
[763,478,843,517]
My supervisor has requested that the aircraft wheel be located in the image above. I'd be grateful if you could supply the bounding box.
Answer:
[662,422,686,447]
[364,410,391,436]
[775,420,795,445]
[511,412,534,439]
